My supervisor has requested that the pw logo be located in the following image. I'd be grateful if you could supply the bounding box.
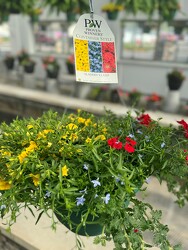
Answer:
[84,19,102,28]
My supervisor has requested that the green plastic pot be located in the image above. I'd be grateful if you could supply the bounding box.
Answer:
[55,207,103,236]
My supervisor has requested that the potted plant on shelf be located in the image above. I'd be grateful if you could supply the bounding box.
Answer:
[145,92,162,111]
[3,54,15,70]
[43,0,89,22]
[167,68,185,91]
[163,68,186,113]
[127,88,142,107]
[28,8,43,23]
[0,109,187,249]
[42,56,60,79]
[21,57,36,74]
[101,1,124,20]
[66,54,75,75]
[17,50,29,65]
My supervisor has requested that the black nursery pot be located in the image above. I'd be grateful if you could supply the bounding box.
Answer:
[167,75,183,90]
[66,63,75,75]
[24,64,35,74]
[4,59,14,70]
[46,68,59,79]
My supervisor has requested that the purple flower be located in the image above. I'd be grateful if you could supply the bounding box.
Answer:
[76,196,85,206]
[91,179,101,187]
[103,193,110,204]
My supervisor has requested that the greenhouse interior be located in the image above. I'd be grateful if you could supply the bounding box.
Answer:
[0,1,188,250]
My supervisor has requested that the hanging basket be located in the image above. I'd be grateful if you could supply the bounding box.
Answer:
[2,15,9,22]
[31,15,39,23]
[66,12,76,23]
[55,207,103,236]
[107,11,119,20]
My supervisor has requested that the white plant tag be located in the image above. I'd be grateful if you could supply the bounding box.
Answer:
[73,13,118,84]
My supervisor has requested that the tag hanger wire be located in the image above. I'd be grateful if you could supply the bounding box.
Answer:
[89,0,94,19]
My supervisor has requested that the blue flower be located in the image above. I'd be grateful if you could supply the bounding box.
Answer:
[79,188,87,194]
[91,179,101,187]
[76,196,85,206]
[161,142,165,148]
[145,177,152,184]
[145,136,150,142]
[0,204,6,210]
[103,193,110,204]
[137,129,143,134]
[45,191,51,198]
[83,163,89,170]
[115,177,121,183]
[128,133,135,139]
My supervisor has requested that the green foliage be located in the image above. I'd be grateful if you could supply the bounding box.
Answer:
[0,109,187,249]
[167,69,186,82]
[42,0,89,15]
[117,0,181,21]
[0,0,38,15]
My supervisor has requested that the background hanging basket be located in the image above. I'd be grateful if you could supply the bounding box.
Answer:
[107,11,119,20]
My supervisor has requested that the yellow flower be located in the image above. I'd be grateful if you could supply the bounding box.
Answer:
[47,142,52,147]
[62,165,68,177]
[29,174,40,186]
[85,137,92,143]
[18,151,28,163]
[95,135,106,141]
[102,127,107,133]
[85,118,92,126]
[37,129,54,139]
[27,124,33,129]
[2,151,11,156]
[77,117,86,123]
[69,133,78,141]
[26,141,37,153]
[0,180,11,190]
[101,3,124,12]
[66,123,78,130]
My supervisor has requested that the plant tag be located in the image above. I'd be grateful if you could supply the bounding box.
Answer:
[73,13,118,84]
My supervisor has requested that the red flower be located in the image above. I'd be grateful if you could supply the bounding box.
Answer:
[186,155,188,161]
[177,119,188,130]
[107,137,123,149]
[137,114,152,126]
[177,119,188,138]
[125,137,137,146]
[124,143,135,153]
[134,229,139,233]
